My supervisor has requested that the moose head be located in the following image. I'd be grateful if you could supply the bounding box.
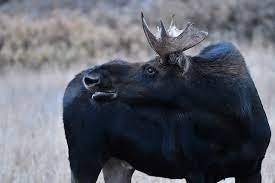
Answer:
[84,13,213,102]
[83,13,247,117]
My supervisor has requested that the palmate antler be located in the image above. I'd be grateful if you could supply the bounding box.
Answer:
[141,12,208,57]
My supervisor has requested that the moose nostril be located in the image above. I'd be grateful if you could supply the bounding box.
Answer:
[83,75,100,88]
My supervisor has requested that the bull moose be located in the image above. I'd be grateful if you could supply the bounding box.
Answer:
[63,13,271,183]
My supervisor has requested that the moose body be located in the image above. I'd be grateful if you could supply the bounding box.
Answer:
[63,14,271,183]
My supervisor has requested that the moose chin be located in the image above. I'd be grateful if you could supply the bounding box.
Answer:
[63,13,271,183]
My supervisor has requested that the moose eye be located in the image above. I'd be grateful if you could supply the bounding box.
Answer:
[145,66,157,76]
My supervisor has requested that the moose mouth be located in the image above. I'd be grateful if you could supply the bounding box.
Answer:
[92,91,118,101]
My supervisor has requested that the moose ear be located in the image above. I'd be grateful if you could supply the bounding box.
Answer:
[168,52,190,73]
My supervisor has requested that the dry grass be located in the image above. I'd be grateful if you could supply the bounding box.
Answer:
[0,42,274,183]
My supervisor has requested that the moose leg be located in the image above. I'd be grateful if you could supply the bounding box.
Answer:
[70,162,102,183]
[69,151,103,183]
[235,172,261,183]
[236,157,263,183]
[103,158,135,183]
[186,173,206,183]
[186,176,205,183]
[186,173,217,183]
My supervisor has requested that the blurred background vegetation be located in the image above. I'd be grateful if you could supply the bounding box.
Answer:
[0,1,274,183]
[0,0,274,69]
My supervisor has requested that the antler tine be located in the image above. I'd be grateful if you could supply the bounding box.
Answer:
[141,12,159,53]
[169,14,176,29]
[159,20,167,38]
[177,22,194,39]
[176,22,208,51]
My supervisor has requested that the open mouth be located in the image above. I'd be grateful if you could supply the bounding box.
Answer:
[92,91,118,101]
